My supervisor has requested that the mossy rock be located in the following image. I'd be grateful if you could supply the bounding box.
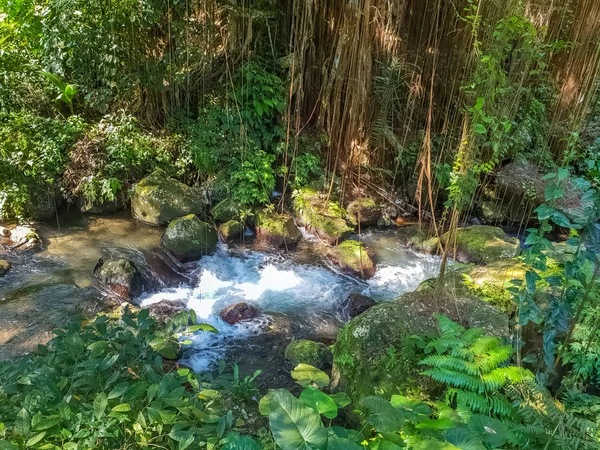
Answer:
[96,259,143,299]
[408,231,440,254]
[347,197,380,226]
[162,215,218,260]
[255,209,302,248]
[78,193,123,215]
[30,183,62,221]
[0,260,11,277]
[331,289,508,404]
[284,339,333,369]
[442,225,519,265]
[219,220,243,242]
[327,240,375,280]
[132,169,205,226]
[292,189,353,244]
[212,198,239,223]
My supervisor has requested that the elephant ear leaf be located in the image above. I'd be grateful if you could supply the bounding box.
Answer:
[222,435,262,450]
[361,396,405,433]
[268,389,328,450]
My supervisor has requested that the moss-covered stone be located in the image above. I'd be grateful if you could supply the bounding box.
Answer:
[327,240,376,280]
[132,169,205,226]
[408,232,440,254]
[442,225,519,265]
[96,259,143,299]
[347,197,380,226]
[255,209,302,248]
[284,339,333,369]
[0,260,11,277]
[212,198,239,223]
[292,189,354,244]
[162,215,217,260]
[219,220,243,242]
[331,289,508,404]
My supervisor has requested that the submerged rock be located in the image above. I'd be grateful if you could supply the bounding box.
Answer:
[147,301,187,323]
[439,225,519,265]
[219,220,243,243]
[0,260,11,277]
[162,215,217,261]
[327,240,376,280]
[342,293,376,318]
[132,169,205,226]
[347,197,380,226]
[284,339,333,369]
[255,209,302,248]
[212,198,239,223]
[220,302,258,325]
[496,159,594,223]
[331,289,508,403]
[293,189,353,244]
[95,258,143,300]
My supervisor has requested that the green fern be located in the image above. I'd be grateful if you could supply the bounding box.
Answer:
[419,315,532,418]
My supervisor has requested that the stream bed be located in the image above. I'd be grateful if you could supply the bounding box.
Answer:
[0,212,440,385]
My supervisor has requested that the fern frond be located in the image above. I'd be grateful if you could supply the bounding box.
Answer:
[450,347,475,362]
[469,336,502,355]
[450,388,491,415]
[421,368,485,393]
[475,346,513,374]
[419,355,480,376]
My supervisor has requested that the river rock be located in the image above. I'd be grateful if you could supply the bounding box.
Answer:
[95,258,143,299]
[342,293,376,318]
[132,169,205,226]
[347,197,380,226]
[148,301,187,323]
[219,220,243,242]
[284,339,333,369]
[31,183,62,221]
[78,193,123,215]
[255,209,302,248]
[220,302,258,325]
[212,198,239,223]
[327,240,376,280]
[9,225,41,251]
[0,260,11,277]
[442,225,520,264]
[293,189,353,244]
[162,215,217,261]
[496,159,594,223]
[331,289,508,403]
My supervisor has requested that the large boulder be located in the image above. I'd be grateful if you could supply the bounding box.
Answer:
[293,189,354,244]
[442,225,519,265]
[347,197,380,226]
[212,198,239,223]
[220,302,258,325]
[8,225,41,251]
[284,339,333,369]
[255,209,302,248]
[162,215,217,260]
[219,220,243,243]
[331,290,508,403]
[342,293,376,318]
[496,159,594,223]
[327,240,376,280]
[95,258,143,299]
[0,260,11,277]
[132,169,204,226]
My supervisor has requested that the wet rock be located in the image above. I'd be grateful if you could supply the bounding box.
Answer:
[78,193,123,215]
[212,198,239,223]
[0,226,9,237]
[0,260,11,277]
[9,225,41,251]
[408,232,440,254]
[219,220,243,243]
[327,240,376,280]
[132,169,205,226]
[343,293,376,318]
[442,225,520,265]
[293,189,354,244]
[331,289,508,403]
[162,215,217,261]
[220,302,258,325]
[347,197,380,226]
[255,209,302,248]
[284,339,333,369]
[496,159,594,223]
[95,258,143,300]
[147,301,187,323]
[31,183,62,221]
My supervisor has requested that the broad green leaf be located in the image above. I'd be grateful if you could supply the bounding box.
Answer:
[259,390,276,416]
[329,393,351,409]
[268,389,327,450]
[93,393,108,421]
[300,387,338,419]
[326,436,363,450]
[474,98,485,111]
[412,440,460,450]
[444,427,486,449]
[15,409,30,436]
[535,204,555,221]
[111,403,131,413]
[222,436,262,450]
[541,172,556,180]
[390,395,431,417]
[187,324,218,333]
[415,418,455,430]
[25,432,46,448]
[467,414,509,448]
[291,364,330,388]
[361,396,404,433]
[557,167,569,181]
[473,124,487,134]
[551,211,572,228]
[0,441,18,450]
[544,184,564,201]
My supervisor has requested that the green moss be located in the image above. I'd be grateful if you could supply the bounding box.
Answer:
[212,199,238,223]
[255,209,302,247]
[163,215,217,260]
[284,340,332,369]
[408,232,439,254]
[327,240,375,279]
[347,197,379,226]
[219,220,243,242]
[442,225,520,264]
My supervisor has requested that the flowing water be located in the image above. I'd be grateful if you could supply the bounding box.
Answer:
[0,212,440,386]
